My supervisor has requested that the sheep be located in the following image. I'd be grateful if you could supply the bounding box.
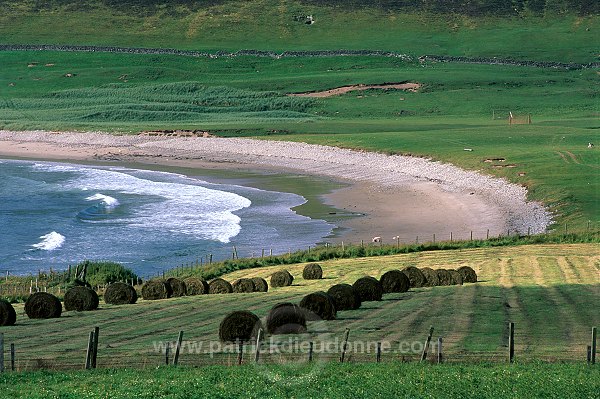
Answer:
[372,236,381,243]
[588,143,594,148]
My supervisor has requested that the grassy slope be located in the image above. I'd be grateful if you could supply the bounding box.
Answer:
[1,363,599,399]
[1,243,599,371]
[0,1,598,62]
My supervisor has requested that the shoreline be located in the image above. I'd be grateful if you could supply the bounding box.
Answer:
[0,130,552,244]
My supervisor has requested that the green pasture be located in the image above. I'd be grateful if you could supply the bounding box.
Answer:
[1,362,599,399]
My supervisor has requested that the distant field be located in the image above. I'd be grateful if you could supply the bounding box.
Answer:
[1,244,598,371]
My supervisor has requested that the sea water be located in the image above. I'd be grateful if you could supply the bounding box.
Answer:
[0,160,334,277]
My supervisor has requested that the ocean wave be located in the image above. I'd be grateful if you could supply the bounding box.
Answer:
[86,193,120,208]
[31,231,65,251]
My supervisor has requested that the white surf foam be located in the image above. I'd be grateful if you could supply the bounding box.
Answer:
[86,193,120,209]
[31,231,65,251]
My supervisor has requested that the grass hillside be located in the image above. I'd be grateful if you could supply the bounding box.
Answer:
[1,243,598,371]
[0,0,598,62]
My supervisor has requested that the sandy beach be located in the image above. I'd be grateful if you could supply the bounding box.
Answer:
[0,130,552,244]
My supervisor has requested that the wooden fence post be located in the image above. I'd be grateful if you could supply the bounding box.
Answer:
[165,342,171,366]
[591,327,597,365]
[173,331,184,366]
[588,346,592,364]
[437,337,443,364]
[340,329,350,363]
[0,333,4,373]
[450,232,453,242]
[508,322,515,363]
[486,229,489,239]
[420,326,434,362]
[376,342,381,363]
[433,234,436,244]
[91,326,99,369]
[10,343,15,371]
[308,342,314,362]
[85,331,94,370]
[254,328,263,363]
[237,341,243,365]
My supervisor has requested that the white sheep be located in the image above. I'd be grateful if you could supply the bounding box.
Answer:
[372,236,381,243]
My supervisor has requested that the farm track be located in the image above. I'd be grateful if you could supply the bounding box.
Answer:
[1,44,599,70]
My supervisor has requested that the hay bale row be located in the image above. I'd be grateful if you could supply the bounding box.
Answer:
[105,282,138,305]
[0,299,16,326]
[353,276,383,302]
[142,279,172,300]
[219,310,262,343]
[270,270,294,287]
[380,270,410,293]
[184,277,209,295]
[24,292,62,319]
[232,278,255,293]
[64,286,99,311]
[327,283,361,311]
[302,263,323,280]
[402,266,426,288]
[209,278,233,294]
[166,277,187,297]
[251,277,269,292]
[299,291,336,320]
[458,266,478,283]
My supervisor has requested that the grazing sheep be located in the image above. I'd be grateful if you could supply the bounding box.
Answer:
[372,236,381,243]
[588,143,594,148]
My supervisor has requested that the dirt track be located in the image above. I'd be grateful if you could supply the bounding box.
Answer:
[288,83,420,98]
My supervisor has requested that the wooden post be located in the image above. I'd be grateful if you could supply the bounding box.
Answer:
[340,329,350,363]
[450,232,453,242]
[308,342,314,362]
[591,327,597,365]
[10,343,15,371]
[173,331,184,366]
[0,333,4,373]
[486,229,489,239]
[397,236,400,248]
[470,231,473,241]
[85,331,94,370]
[415,236,419,245]
[376,342,382,363]
[254,329,262,363]
[91,326,99,369]
[508,322,515,363]
[261,249,265,258]
[361,239,364,248]
[433,234,436,244]
[237,341,243,365]
[437,337,443,364]
[165,342,171,366]
[527,227,531,236]
[420,326,434,362]
[588,346,592,364]
[269,249,273,256]
[209,254,213,264]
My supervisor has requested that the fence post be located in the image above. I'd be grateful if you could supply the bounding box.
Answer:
[340,329,350,363]
[437,337,443,364]
[486,229,489,239]
[254,328,263,363]
[237,341,243,365]
[173,331,184,366]
[508,322,515,363]
[588,346,592,364]
[10,343,14,371]
[450,232,453,242]
[91,326,99,369]
[165,342,171,366]
[0,333,4,373]
[308,342,314,362]
[420,326,434,362]
[376,342,382,363]
[470,231,473,241]
[433,234,436,244]
[592,327,597,365]
[85,331,94,370]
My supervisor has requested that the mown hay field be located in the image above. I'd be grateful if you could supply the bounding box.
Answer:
[0,243,598,370]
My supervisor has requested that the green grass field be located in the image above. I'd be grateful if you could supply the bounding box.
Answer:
[1,362,599,399]
[1,243,598,371]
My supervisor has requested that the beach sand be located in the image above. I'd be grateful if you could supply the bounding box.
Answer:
[0,131,551,244]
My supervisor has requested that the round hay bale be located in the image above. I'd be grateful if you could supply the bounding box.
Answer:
[402,266,426,288]
[104,282,138,305]
[219,311,262,343]
[266,303,307,334]
[24,292,62,319]
[352,276,384,302]
[270,270,294,288]
[302,263,323,280]
[299,291,336,320]
[380,270,410,293]
[436,269,454,286]
[420,268,440,287]
[141,279,172,300]
[232,278,255,293]
[209,278,233,294]
[0,299,16,326]
[166,277,187,297]
[184,277,209,295]
[457,266,478,283]
[64,286,99,311]
[251,277,268,292]
[327,284,361,311]
[448,270,464,285]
